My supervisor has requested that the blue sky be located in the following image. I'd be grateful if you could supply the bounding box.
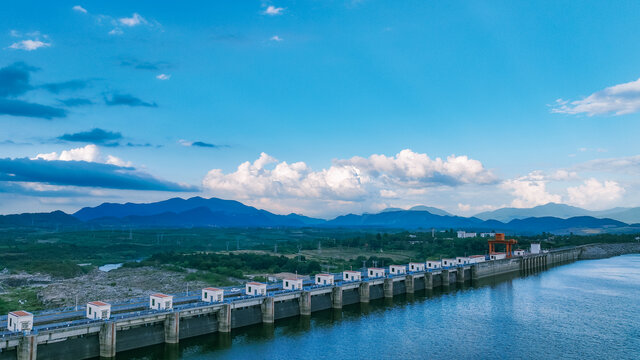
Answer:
[1,1,640,218]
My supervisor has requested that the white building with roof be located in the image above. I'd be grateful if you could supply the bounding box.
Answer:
[469,255,486,264]
[315,273,334,285]
[86,301,111,320]
[456,257,471,265]
[342,270,362,282]
[514,249,525,256]
[150,293,173,310]
[426,260,442,269]
[530,243,541,254]
[7,311,33,332]
[442,258,457,267]
[490,253,506,260]
[202,287,224,303]
[389,265,406,275]
[283,278,304,290]
[368,268,385,278]
[457,231,477,238]
[246,282,267,296]
[409,262,425,272]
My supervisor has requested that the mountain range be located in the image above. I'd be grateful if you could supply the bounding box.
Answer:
[1,197,639,235]
[473,203,640,224]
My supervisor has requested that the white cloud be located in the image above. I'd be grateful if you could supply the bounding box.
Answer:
[263,5,284,15]
[567,178,625,208]
[457,203,472,212]
[179,139,192,147]
[9,39,51,51]
[574,155,640,174]
[119,13,146,27]
[202,150,495,216]
[552,77,640,116]
[270,35,283,42]
[72,5,87,14]
[156,73,171,80]
[108,28,124,36]
[33,144,132,167]
[9,30,21,37]
[502,172,562,208]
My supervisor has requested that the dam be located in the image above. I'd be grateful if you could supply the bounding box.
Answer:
[0,247,581,360]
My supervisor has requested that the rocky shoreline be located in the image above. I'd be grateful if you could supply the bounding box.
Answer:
[579,242,640,260]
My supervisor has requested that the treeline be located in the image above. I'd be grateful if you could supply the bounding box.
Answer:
[125,252,322,277]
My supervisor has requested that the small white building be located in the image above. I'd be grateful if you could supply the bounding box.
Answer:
[442,258,457,267]
[315,274,335,286]
[469,255,486,264]
[367,268,385,278]
[426,260,442,269]
[389,265,406,275]
[150,293,173,310]
[530,243,541,254]
[514,249,525,256]
[409,262,425,272]
[480,232,496,238]
[283,278,304,290]
[202,287,224,303]
[457,231,477,238]
[246,282,267,296]
[342,270,362,282]
[490,253,507,260]
[7,311,33,332]
[86,301,111,320]
[456,257,471,265]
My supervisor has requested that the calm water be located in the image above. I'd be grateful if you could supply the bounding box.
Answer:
[120,255,640,360]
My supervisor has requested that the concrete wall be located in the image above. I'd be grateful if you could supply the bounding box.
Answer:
[231,305,262,329]
[0,350,15,360]
[274,298,300,320]
[473,258,521,279]
[342,288,360,306]
[392,281,406,295]
[369,284,384,300]
[310,293,332,312]
[180,314,218,339]
[37,335,100,360]
[117,323,165,352]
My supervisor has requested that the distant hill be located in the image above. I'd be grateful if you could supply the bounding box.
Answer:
[0,210,82,229]
[380,205,453,217]
[474,203,640,224]
[74,196,325,227]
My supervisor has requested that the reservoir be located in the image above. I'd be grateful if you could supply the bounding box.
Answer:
[118,254,640,360]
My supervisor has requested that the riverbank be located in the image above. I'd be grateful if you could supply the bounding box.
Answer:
[580,242,640,259]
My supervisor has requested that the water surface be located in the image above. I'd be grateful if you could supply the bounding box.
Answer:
[119,255,640,360]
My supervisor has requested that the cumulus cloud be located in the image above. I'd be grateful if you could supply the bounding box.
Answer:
[108,28,124,36]
[552,77,640,116]
[9,40,51,51]
[270,35,283,42]
[72,5,87,14]
[202,150,495,215]
[156,74,171,80]
[263,5,284,15]
[567,178,625,207]
[502,172,562,208]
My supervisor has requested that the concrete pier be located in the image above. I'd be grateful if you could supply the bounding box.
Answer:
[17,335,37,360]
[405,275,415,294]
[299,291,311,316]
[261,297,275,323]
[383,278,394,298]
[217,303,231,333]
[441,270,450,286]
[457,268,466,283]
[425,272,433,289]
[359,282,370,303]
[332,286,343,309]
[99,322,116,358]
[164,312,180,344]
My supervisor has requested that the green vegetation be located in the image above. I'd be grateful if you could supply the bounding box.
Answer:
[0,287,43,314]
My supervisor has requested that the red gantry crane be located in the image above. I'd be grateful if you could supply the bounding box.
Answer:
[488,233,518,258]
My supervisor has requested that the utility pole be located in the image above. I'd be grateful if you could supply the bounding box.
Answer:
[75,294,78,311]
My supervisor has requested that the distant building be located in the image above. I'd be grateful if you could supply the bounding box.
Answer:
[202,287,224,303]
[283,278,304,290]
[442,258,457,267]
[342,270,362,282]
[315,274,335,286]
[367,268,385,278]
[456,257,470,265]
[86,301,111,320]
[246,282,267,296]
[457,231,477,238]
[469,255,486,264]
[480,232,496,238]
[389,265,406,275]
[409,262,425,272]
[514,249,525,256]
[530,243,541,254]
[7,311,33,332]
[426,260,442,269]
[490,253,506,260]
[150,293,173,310]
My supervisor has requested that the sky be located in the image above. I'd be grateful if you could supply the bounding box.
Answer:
[1,0,640,218]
